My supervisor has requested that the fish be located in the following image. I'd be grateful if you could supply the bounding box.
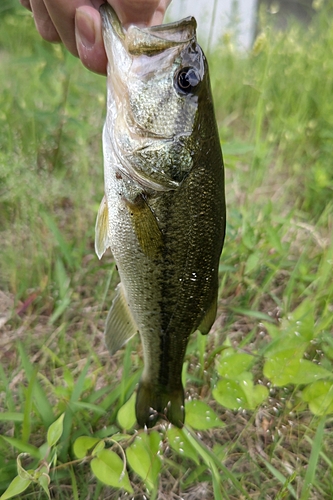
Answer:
[95,4,226,428]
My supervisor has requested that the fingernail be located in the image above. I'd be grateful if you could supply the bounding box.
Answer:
[75,9,95,50]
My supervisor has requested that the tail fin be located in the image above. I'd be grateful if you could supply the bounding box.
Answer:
[135,380,184,428]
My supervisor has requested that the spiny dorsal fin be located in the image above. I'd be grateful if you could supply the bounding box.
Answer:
[95,195,110,260]
[105,283,138,355]
[124,194,163,259]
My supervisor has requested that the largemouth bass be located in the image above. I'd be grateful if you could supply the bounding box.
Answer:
[96,4,226,428]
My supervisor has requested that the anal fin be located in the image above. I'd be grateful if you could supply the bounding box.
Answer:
[105,283,138,355]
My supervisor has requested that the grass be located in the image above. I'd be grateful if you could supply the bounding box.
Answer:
[1,1,333,498]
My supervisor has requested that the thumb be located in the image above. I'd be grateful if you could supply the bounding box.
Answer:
[75,6,107,75]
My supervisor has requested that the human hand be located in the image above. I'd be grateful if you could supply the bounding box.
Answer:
[19,0,172,74]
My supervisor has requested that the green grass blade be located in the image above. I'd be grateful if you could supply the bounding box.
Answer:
[184,427,250,499]
[16,343,54,427]
[0,437,41,459]
[119,339,136,407]
[0,413,24,423]
[21,368,37,443]
[41,212,76,270]
[57,358,91,461]
[0,364,15,413]
[68,466,79,500]
[261,457,297,499]
[300,417,326,500]
[70,358,91,404]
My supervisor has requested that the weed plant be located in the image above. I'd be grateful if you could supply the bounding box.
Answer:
[1,1,333,499]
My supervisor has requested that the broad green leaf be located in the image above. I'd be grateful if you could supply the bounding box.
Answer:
[38,474,50,499]
[144,430,161,456]
[213,379,247,410]
[17,454,34,481]
[166,427,199,465]
[126,433,161,491]
[264,323,282,340]
[265,300,315,350]
[213,378,268,410]
[217,352,253,379]
[185,400,224,430]
[90,449,132,493]
[219,347,235,358]
[73,436,101,459]
[117,393,136,430]
[0,475,31,500]
[243,382,269,408]
[126,439,152,487]
[262,335,308,357]
[289,299,315,341]
[264,351,333,386]
[91,440,106,456]
[47,413,64,448]
[302,381,333,415]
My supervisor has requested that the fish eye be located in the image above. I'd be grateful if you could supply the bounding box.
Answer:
[174,67,201,95]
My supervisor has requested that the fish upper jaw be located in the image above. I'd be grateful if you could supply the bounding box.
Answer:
[100,4,197,55]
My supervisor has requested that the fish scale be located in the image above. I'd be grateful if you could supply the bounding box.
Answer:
[95,4,226,427]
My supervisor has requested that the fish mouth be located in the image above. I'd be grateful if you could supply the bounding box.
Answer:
[100,4,196,55]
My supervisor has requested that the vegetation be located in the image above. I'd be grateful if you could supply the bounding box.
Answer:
[1,1,333,498]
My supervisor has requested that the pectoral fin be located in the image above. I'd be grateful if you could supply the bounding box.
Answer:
[125,194,163,259]
[95,195,110,260]
[198,291,218,335]
[105,283,138,355]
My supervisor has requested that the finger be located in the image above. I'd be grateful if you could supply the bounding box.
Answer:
[74,0,172,75]
[151,0,173,25]
[43,0,103,57]
[30,0,60,43]
[20,0,32,11]
[75,6,107,75]
[110,0,167,26]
